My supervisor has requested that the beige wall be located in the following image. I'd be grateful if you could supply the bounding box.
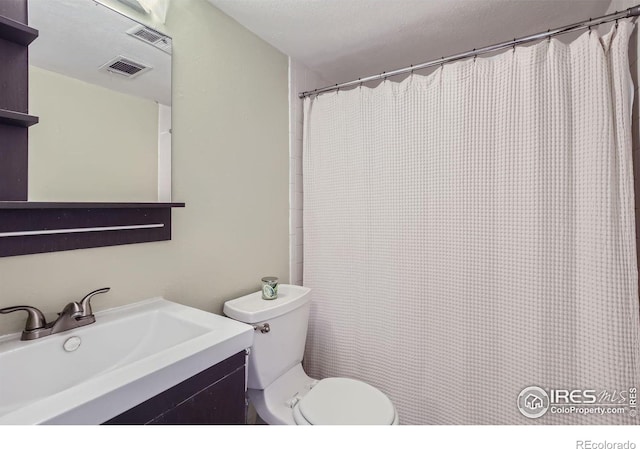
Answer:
[29,65,159,202]
[0,0,289,334]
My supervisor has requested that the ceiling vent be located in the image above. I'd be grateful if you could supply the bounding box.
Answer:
[127,25,172,54]
[99,56,151,79]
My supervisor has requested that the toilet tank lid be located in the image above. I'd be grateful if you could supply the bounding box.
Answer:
[223,284,311,324]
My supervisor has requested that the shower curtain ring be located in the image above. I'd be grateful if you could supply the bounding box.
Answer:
[616,18,619,28]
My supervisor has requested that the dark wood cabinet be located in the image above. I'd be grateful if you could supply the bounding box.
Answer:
[104,351,247,425]
[150,367,246,425]
[0,0,38,202]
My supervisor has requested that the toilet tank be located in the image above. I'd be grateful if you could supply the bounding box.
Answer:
[223,284,312,390]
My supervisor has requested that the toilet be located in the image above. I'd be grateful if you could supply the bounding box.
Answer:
[223,284,398,425]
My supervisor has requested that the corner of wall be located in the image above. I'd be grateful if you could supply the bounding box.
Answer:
[288,59,328,286]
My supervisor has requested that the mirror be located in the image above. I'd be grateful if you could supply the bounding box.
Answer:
[27,0,172,203]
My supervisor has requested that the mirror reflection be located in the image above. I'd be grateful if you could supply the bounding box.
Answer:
[27,0,172,202]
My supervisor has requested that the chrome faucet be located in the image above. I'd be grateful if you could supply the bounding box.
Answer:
[0,287,110,341]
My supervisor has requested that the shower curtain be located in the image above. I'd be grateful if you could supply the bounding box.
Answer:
[302,22,639,424]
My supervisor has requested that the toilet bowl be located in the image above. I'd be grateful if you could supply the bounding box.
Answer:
[224,284,398,425]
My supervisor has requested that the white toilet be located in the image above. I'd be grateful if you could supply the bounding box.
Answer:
[223,284,398,425]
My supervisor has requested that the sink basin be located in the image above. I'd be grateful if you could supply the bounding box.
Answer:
[0,298,254,424]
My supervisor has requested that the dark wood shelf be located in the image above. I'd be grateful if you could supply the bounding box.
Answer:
[0,14,38,46]
[0,202,185,209]
[0,205,179,257]
[0,108,39,128]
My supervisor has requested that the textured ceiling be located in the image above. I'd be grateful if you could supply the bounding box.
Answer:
[208,0,612,86]
[29,0,171,105]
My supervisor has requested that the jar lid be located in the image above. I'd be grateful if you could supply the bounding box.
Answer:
[261,276,279,282]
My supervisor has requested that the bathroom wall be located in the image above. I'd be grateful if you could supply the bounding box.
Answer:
[0,0,289,334]
[607,0,640,276]
[288,58,329,286]
[28,65,159,202]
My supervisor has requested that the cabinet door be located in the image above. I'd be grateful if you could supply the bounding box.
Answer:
[104,351,247,425]
[150,366,246,425]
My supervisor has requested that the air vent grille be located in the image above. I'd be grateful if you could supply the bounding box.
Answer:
[127,25,172,54]
[134,28,163,43]
[99,56,151,79]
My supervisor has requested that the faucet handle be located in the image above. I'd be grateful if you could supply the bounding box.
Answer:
[79,287,110,317]
[59,301,82,318]
[0,306,47,331]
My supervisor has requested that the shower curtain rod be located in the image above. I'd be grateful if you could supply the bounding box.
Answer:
[299,5,640,98]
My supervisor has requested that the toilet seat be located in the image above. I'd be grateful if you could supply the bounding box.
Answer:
[292,377,396,425]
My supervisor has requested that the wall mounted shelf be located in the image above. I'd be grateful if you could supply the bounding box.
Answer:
[0,203,185,257]
[0,3,36,202]
[0,14,38,46]
[0,109,39,128]
[0,202,185,209]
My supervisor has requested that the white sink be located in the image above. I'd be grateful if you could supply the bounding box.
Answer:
[0,298,254,424]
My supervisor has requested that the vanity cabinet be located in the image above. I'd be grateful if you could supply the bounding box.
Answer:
[104,351,247,425]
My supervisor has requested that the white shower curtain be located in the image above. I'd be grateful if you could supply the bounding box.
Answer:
[303,22,639,424]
